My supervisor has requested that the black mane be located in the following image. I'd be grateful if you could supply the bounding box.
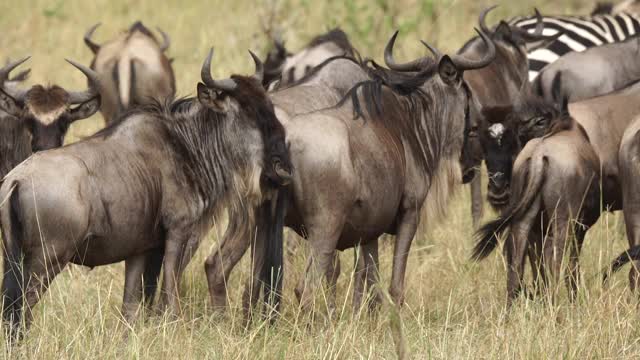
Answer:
[307,28,355,56]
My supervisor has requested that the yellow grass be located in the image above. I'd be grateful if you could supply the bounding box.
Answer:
[1,0,639,358]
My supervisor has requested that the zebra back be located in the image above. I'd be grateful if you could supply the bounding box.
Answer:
[510,12,640,80]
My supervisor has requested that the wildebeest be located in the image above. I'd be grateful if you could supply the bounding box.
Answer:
[257,30,495,316]
[0,57,103,152]
[204,55,383,313]
[473,86,602,305]
[603,113,640,289]
[0,49,292,339]
[473,78,640,304]
[421,6,558,226]
[83,21,175,123]
[262,28,357,89]
[533,36,640,103]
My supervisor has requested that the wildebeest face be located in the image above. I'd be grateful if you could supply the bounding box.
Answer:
[479,107,520,210]
[0,85,100,152]
[0,58,102,153]
[197,49,293,187]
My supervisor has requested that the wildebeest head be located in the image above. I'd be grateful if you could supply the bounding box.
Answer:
[197,49,292,186]
[0,57,101,152]
[480,75,568,211]
[384,28,496,183]
[84,21,175,123]
[262,28,356,89]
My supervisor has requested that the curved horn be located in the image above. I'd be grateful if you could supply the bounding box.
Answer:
[384,31,432,72]
[479,5,498,34]
[65,59,101,104]
[450,28,496,71]
[248,50,264,83]
[532,8,544,37]
[0,56,30,101]
[200,48,237,92]
[420,40,443,59]
[84,23,101,54]
[156,27,170,52]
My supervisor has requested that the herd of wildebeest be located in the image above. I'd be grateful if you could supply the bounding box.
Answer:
[4,0,640,341]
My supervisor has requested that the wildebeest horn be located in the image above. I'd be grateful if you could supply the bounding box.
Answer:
[200,48,237,92]
[0,56,31,101]
[384,31,433,72]
[479,5,498,34]
[84,23,101,54]
[519,8,564,41]
[449,28,496,71]
[248,50,264,83]
[420,40,442,59]
[156,27,170,52]
[65,59,101,104]
[533,8,544,37]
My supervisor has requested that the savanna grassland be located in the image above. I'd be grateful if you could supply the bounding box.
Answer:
[1,0,639,358]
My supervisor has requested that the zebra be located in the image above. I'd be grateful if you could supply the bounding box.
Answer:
[510,11,640,80]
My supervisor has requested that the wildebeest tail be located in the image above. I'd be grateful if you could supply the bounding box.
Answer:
[602,245,640,283]
[1,182,24,339]
[472,155,547,261]
[261,187,288,316]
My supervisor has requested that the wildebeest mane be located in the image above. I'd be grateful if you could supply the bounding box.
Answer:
[307,28,355,56]
[0,115,31,179]
[338,61,465,175]
[88,75,289,195]
[275,54,363,91]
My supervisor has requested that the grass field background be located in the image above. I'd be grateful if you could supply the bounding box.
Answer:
[1,0,639,358]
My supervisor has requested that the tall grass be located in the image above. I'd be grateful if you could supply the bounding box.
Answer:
[1,0,639,358]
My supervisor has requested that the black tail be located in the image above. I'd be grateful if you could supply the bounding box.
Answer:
[2,183,24,340]
[471,216,510,261]
[261,187,288,316]
[142,247,164,307]
[602,245,640,283]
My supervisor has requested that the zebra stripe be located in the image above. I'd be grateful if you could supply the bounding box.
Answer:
[511,13,640,80]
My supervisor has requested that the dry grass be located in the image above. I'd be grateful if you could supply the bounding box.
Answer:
[1,0,639,358]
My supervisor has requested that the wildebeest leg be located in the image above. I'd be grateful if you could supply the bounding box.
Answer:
[298,224,344,319]
[354,240,381,313]
[389,210,419,307]
[295,250,341,312]
[21,254,67,332]
[527,224,546,299]
[161,232,193,316]
[624,204,640,292]
[470,174,484,228]
[505,196,540,307]
[122,253,148,322]
[545,211,570,304]
[205,211,252,310]
[566,223,587,302]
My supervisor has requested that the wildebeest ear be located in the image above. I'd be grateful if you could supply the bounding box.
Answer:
[197,82,227,113]
[67,96,101,123]
[438,55,460,85]
[0,88,25,118]
[494,21,513,40]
